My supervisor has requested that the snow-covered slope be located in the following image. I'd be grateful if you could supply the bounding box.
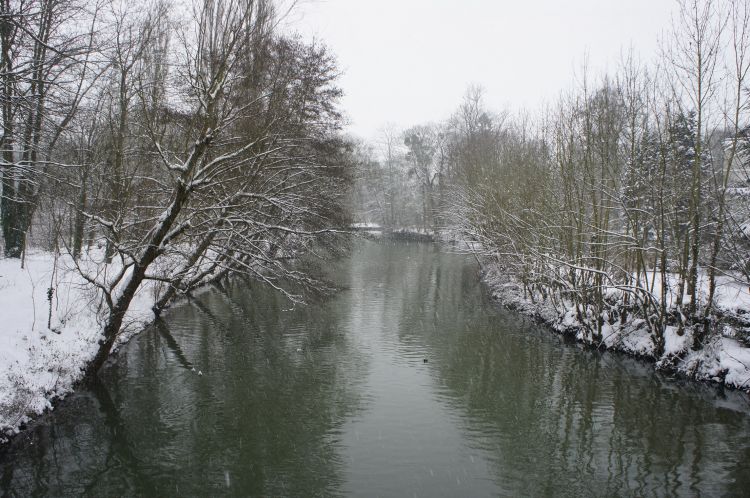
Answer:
[0,252,156,442]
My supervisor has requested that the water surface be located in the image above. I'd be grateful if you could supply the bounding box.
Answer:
[2,241,750,496]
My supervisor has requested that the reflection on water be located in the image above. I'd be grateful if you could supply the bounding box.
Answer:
[1,241,750,497]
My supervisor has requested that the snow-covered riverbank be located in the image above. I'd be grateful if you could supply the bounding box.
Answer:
[370,232,750,392]
[4,239,749,444]
[480,263,750,392]
[0,253,156,443]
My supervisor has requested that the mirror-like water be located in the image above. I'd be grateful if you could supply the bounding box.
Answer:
[2,241,750,497]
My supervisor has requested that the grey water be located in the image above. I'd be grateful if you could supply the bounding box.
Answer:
[1,241,750,497]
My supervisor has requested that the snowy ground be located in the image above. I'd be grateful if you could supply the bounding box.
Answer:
[481,264,750,392]
[0,252,157,442]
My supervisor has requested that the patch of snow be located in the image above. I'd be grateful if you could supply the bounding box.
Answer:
[681,336,750,389]
[0,252,157,443]
[663,326,691,356]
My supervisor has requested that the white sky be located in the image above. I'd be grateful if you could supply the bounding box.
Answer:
[290,0,675,139]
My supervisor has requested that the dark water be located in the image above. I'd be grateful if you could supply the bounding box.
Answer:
[2,241,750,497]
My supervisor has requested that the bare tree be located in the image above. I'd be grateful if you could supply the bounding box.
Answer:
[664,0,724,327]
[0,0,100,259]
[403,124,439,232]
[704,0,750,315]
[71,0,351,375]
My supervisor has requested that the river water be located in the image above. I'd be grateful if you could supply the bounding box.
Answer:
[1,241,750,496]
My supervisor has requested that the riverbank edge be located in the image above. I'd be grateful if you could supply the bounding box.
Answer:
[0,252,222,446]
[4,236,748,445]
[358,228,436,243]
[0,237,354,445]
[476,262,750,394]
[345,232,750,393]
[0,287,226,447]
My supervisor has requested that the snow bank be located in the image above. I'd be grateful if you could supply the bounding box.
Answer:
[0,252,157,443]
[481,264,750,393]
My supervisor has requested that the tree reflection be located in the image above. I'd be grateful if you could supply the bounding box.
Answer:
[0,274,367,496]
[2,241,749,497]
[384,242,750,496]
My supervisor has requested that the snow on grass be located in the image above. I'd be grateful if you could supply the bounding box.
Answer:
[0,251,157,443]
[481,263,750,393]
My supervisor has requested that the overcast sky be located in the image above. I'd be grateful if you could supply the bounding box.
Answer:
[290,0,676,139]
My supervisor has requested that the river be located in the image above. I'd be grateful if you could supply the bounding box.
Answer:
[1,241,749,496]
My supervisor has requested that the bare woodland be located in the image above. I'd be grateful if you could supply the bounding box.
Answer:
[0,0,352,374]
[353,0,750,356]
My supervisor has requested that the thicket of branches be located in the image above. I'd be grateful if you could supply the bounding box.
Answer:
[355,0,750,354]
[0,0,353,373]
